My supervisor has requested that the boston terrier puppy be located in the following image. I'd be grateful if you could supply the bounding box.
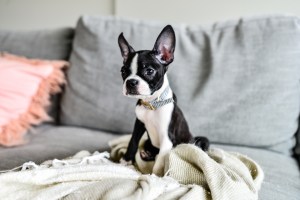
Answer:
[118,25,209,175]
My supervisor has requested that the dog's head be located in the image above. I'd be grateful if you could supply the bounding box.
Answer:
[118,25,175,99]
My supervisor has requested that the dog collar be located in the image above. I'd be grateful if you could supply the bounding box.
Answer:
[140,86,174,110]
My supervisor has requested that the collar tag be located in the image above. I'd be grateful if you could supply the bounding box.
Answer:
[141,100,156,110]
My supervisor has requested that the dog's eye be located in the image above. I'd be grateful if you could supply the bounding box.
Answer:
[145,68,154,76]
[120,68,127,78]
[121,68,126,74]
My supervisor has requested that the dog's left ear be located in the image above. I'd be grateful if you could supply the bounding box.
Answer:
[118,33,135,64]
[153,25,176,65]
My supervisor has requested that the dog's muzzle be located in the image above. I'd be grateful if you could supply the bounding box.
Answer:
[125,79,139,95]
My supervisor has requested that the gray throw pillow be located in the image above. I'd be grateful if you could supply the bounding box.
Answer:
[60,15,300,155]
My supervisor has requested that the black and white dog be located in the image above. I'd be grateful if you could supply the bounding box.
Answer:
[118,25,209,175]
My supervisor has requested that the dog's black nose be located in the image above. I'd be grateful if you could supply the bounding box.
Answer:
[126,79,139,88]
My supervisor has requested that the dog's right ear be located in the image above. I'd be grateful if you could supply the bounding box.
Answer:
[152,25,176,66]
[118,33,135,63]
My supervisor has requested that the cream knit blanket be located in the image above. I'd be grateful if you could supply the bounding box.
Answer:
[0,135,264,200]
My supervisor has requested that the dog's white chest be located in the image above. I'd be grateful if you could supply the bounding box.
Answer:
[136,103,174,148]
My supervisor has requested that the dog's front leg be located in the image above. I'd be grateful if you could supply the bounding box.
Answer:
[152,135,173,176]
[122,118,146,164]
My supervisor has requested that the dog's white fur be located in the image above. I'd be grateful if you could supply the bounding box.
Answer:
[135,75,173,175]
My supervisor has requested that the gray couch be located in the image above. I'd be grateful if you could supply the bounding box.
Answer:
[0,15,300,199]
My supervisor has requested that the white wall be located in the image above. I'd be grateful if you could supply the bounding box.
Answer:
[116,0,300,24]
[1,0,300,30]
[0,0,114,30]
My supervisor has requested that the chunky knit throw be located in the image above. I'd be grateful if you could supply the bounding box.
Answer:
[0,135,263,200]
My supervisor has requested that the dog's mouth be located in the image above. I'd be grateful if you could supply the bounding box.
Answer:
[124,89,153,99]
[123,81,152,99]
[124,87,142,96]
[126,90,140,96]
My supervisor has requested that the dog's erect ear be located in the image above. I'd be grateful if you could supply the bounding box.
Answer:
[152,25,176,65]
[118,33,135,63]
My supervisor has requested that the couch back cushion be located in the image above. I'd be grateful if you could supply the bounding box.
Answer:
[0,28,74,122]
[0,28,74,60]
[60,15,300,154]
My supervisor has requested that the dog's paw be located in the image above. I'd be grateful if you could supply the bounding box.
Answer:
[140,150,156,161]
[194,136,210,151]
[119,158,133,165]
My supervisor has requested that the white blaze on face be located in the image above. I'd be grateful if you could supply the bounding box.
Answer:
[130,53,138,74]
[123,54,152,99]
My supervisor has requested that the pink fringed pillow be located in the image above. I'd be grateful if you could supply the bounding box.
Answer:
[0,52,68,147]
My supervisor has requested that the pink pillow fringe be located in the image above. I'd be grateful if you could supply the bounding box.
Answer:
[0,53,68,146]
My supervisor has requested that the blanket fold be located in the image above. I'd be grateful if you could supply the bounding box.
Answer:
[0,135,263,200]
[109,135,264,200]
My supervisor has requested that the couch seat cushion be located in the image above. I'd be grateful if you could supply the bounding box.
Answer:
[0,125,118,170]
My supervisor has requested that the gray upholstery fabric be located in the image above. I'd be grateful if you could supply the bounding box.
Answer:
[0,125,118,170]
[60,17,137,133]
[0,28,74,122]
[61,15,300,155]
[0,28,74,60]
